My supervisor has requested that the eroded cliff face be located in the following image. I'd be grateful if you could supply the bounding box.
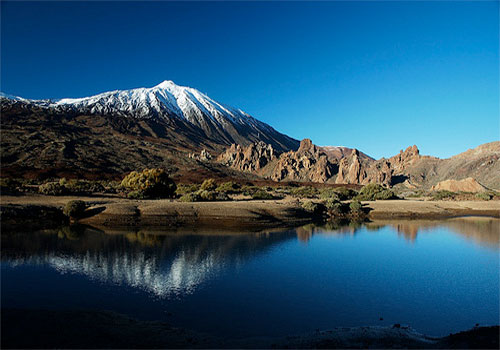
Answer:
[217,140,500,189]
[334,146,422,186]
[270,139,336,183]
[216,141,275,172]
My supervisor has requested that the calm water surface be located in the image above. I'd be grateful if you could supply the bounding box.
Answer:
[2,217,499,337]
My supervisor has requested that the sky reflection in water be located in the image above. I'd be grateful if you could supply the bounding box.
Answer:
[1,217,499,337]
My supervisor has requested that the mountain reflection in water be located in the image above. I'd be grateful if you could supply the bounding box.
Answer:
[2,217,498,299]
[2,217,499,338]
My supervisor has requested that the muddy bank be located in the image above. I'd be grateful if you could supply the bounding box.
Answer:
[1,309,498,349]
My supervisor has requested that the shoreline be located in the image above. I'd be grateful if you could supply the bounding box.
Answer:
[1,308,498,349]
[1,195,499,230]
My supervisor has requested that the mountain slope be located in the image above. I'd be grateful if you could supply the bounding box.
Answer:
[1,81,298,153]
[0,81,298,179]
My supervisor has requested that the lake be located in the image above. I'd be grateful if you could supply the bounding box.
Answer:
[1,217,499,339]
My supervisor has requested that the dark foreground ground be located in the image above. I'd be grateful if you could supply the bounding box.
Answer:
[2,309,498,349]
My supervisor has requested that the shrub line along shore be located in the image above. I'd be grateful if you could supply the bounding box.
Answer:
[1,195,499,231]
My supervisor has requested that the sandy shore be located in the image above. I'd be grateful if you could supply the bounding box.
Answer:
[366,199,500,219]
[0,194,312,229]
[1,195,499,230]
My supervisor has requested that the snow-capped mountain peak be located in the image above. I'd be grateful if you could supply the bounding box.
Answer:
[0,80,299,152]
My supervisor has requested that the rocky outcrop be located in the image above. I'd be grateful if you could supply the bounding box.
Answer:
[335,149,392,186]
[431,177,489,193]
[217,140,500,190]
[270,139,336,183]
[386,145,421,173]
[188,149,212,161]
[217,141,275,172]
[321,146,373,162]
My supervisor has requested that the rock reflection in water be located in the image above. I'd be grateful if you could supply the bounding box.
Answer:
[298,217,499,249]
[1,217,498,299]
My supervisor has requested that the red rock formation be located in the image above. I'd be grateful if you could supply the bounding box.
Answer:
[217,141,275,172]
[270,139,335,183]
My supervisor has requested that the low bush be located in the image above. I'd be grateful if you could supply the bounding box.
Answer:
[431,190,456,201]
[64,179,105,195]
[252,190,274,200]
[324,198,347,214]
[349,200,363,213]
[200,179,217,191]
[475,192,492,201]
[319,188,341,201]
[301,200,319,213]
[121,168,176,199]
[178,189,231,202]
[63,200,87,219]
[216,181,241,194]
[0,178,21,194]
[334,187,358,200]
[291,186,318,198]
[175,184,200,196]
[355,183,397,201]
[39,182,66,196]
[241,185,259,196]
[127,190,146,199]
[179,192,202,202]
[215,192,231,201]
[198,190,217,201]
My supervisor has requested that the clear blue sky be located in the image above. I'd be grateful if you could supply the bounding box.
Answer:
[1,1,498,159]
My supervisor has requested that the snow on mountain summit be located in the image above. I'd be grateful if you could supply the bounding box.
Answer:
[50,80,248,125]
[0,80,299,152]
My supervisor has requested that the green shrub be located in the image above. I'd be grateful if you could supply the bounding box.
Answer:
[178,190,230,202]
[215,192,231,201]
[301,200,320,213]
[319,188,341,201]
[200,178,217,191]
[241,185,259,196]
[216,181,241,194]
[291,186,318,198]
[431,190,456,200]
[475,192,492,201]
[333,187,358,200]
[63,200,86,219]
[324,198,347,214]
[198,190,217,201]
[355,183,397,201]
[127,190,146,199]
[349,200,363,213]
[0,178,21,194]
[65,180,105,195]
[121,168,176,199]
[252,190,274,200]
[39,182,66,196]
[179,192,202,202]
[175,184,200,196]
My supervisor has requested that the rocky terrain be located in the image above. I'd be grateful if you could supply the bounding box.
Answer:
[321,145,373,162]
[218,139,500,190]
[1,81,498,189]
[0,81,297,180]
[431,177,489,193]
